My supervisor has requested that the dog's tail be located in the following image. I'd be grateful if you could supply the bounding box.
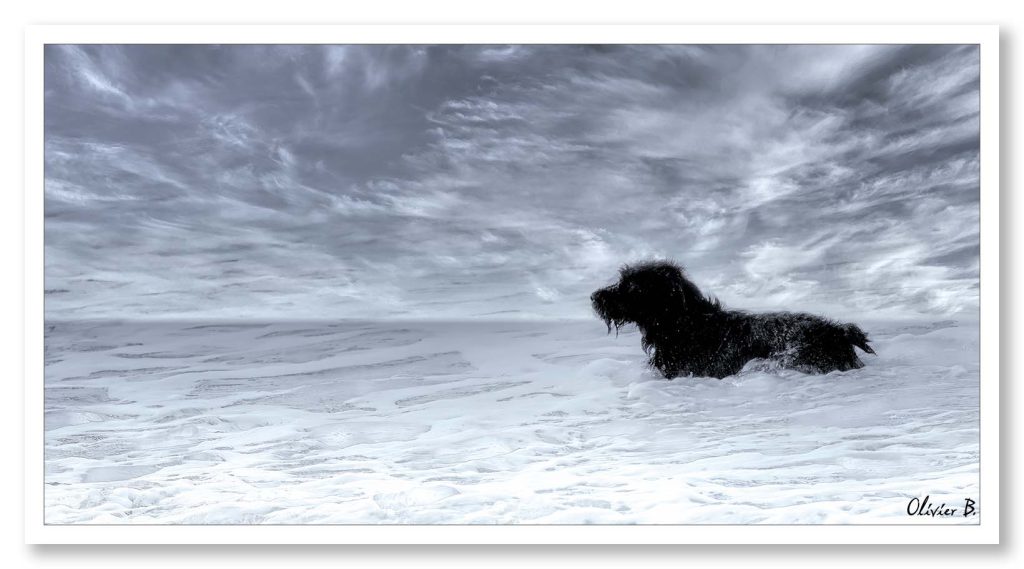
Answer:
[844,324,876,354]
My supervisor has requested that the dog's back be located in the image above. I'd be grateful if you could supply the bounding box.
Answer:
[746,311,873,374]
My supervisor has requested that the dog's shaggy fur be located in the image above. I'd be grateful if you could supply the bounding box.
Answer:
[590,261,875,379]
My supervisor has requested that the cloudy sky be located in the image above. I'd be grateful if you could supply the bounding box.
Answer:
[44,44,980,320]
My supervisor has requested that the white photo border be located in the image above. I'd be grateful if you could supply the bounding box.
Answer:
[24,24,1000,545]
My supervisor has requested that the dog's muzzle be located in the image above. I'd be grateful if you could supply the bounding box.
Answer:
[590,288,611,314]
[590,287,623,332]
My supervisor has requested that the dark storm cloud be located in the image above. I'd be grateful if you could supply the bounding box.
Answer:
[44,44,980,319]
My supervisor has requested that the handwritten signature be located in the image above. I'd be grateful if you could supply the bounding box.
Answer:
[907,496,978,518]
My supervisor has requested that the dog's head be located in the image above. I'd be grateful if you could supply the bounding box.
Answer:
[590,260,709,332]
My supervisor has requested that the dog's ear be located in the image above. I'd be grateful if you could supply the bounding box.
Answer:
[656,263,713,311]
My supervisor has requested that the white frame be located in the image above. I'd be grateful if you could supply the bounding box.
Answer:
[24,24,1000,545]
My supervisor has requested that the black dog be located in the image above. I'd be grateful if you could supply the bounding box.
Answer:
[590,261,875,379]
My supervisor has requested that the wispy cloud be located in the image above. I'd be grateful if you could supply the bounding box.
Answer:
[44,44,980,320]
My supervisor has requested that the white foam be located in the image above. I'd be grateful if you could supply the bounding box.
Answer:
[44,318,980,524]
